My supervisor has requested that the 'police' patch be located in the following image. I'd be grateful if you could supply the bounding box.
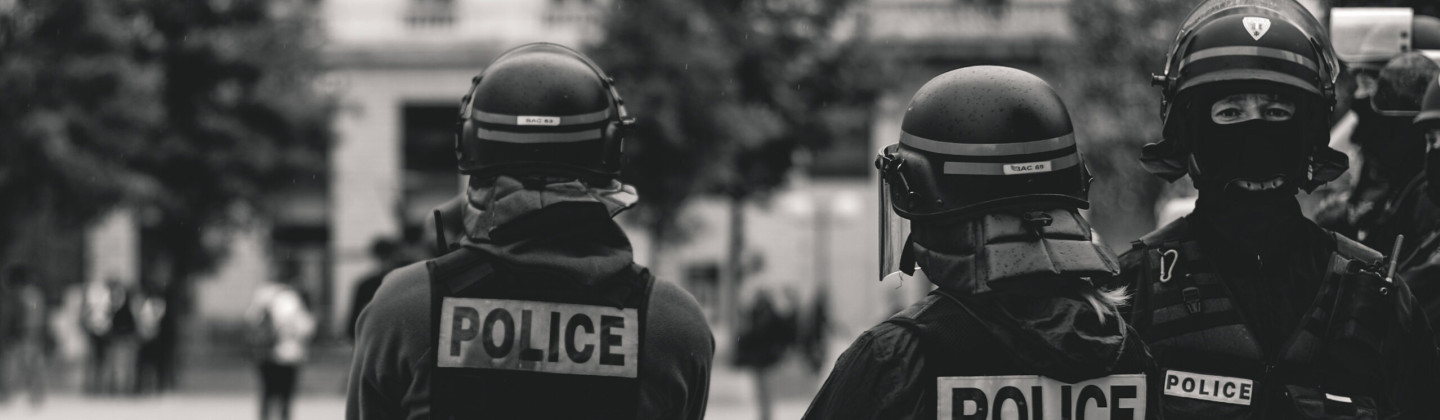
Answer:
[517,116,561,126]
[1001,160,1052,175]
[1163,370,1253,406]
[438,298,639,378]
[937,374,1146,420]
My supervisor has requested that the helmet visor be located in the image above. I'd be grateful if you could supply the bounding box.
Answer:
[878,144,914,281]
[1331,8,1413,67]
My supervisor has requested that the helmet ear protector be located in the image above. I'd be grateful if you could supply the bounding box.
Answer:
[454,43,635,179]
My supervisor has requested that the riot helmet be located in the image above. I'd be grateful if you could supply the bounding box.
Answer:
[1415,74,1440,127]
[877,66,1092,278]
[1352,52,1440,184]
[1332,9,1440,73]
[1334,9,1440,155]
[1371,52,1440,117]
[1144,0,1346,194]
[455,43,634,179]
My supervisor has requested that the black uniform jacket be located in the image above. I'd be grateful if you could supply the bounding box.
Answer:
[1109,212,1440,418]
[346,204,714,420]
[804,283,1157,420]
[1390,176,1440,333]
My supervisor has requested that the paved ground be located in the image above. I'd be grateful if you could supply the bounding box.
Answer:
[0,330,852,420]
[0,347,832,420]
[0,394,813,420]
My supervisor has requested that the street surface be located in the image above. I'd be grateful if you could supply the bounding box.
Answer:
[0,344,831,420]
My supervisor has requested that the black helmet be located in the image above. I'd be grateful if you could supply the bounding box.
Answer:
[1415,73,1440,127]
[1372,52,1440,117]
[1154,0,1339,136]
[877,66,1090,222]
[876,66,1095,279]
[1142,0,1347,190]
[455,43,633,179]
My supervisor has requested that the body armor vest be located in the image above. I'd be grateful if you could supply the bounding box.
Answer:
[889,290,1153,420]
[427,247,653,419]
[1130,218,1392,419]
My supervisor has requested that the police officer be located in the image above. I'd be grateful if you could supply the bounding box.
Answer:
[1359,52,1440,273]
[1398,72,1440,327]
[1317,10,1440,248]
[1116,0,1440,417]
[346,43,714,420]
[804,66,1156,420]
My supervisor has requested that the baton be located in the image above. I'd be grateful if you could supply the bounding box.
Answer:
[1386,234,1404,284]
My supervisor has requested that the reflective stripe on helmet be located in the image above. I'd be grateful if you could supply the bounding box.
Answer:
[942,153,1080,175]
[899,132,1076,157]
[1179,46,1318,72]
[474,127,606,144]
[472,108,614,126]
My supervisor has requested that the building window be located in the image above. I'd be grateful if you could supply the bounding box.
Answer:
[401,104,461,234]
[405,0,454,29]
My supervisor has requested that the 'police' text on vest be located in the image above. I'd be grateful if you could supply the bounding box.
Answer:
[1162,370,1252,406]
[937,374,1147,420]
[438,298,639,378]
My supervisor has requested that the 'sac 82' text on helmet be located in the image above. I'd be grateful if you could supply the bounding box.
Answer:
[455,43,634,179]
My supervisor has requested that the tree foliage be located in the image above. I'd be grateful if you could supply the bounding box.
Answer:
[590,0,894,246]
[1046,0,1192,248]
[0,0,332,281]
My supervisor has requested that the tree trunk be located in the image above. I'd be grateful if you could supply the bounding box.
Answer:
[724,194,746,330]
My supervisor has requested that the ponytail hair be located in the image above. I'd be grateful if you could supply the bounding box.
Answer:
[1081,286,1130,325]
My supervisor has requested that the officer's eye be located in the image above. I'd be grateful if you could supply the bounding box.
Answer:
[1213,107,1244,121]
[1262,107,1293,120]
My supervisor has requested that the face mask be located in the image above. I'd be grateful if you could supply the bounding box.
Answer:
[1194,119,1306,195]
[1352,107,1427,183]
[1426,151,1440,204]
[1350,98,1384,148]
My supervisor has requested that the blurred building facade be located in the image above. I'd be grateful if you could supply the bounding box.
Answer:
[163,0,1078,350]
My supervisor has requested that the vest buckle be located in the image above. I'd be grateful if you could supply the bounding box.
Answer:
[1183,286,1202,314]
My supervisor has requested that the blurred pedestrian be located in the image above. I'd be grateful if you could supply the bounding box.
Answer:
[806,66,1155,419]
[246,260,316,420]
[134,280,168,395]
[103,281,141,396]
[348,237,400,341]
[1117,1,1440,417]
[796,286,829,374]
[347,43,713,420]
[734,281,798,420]
[0,265,49,407]
[80,277,117,394]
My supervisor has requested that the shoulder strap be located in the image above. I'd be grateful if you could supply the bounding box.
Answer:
[1136,216,1192,248]
[426,247,495,294]
[1131,224,1261,360]
[1330,232,1383,266]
